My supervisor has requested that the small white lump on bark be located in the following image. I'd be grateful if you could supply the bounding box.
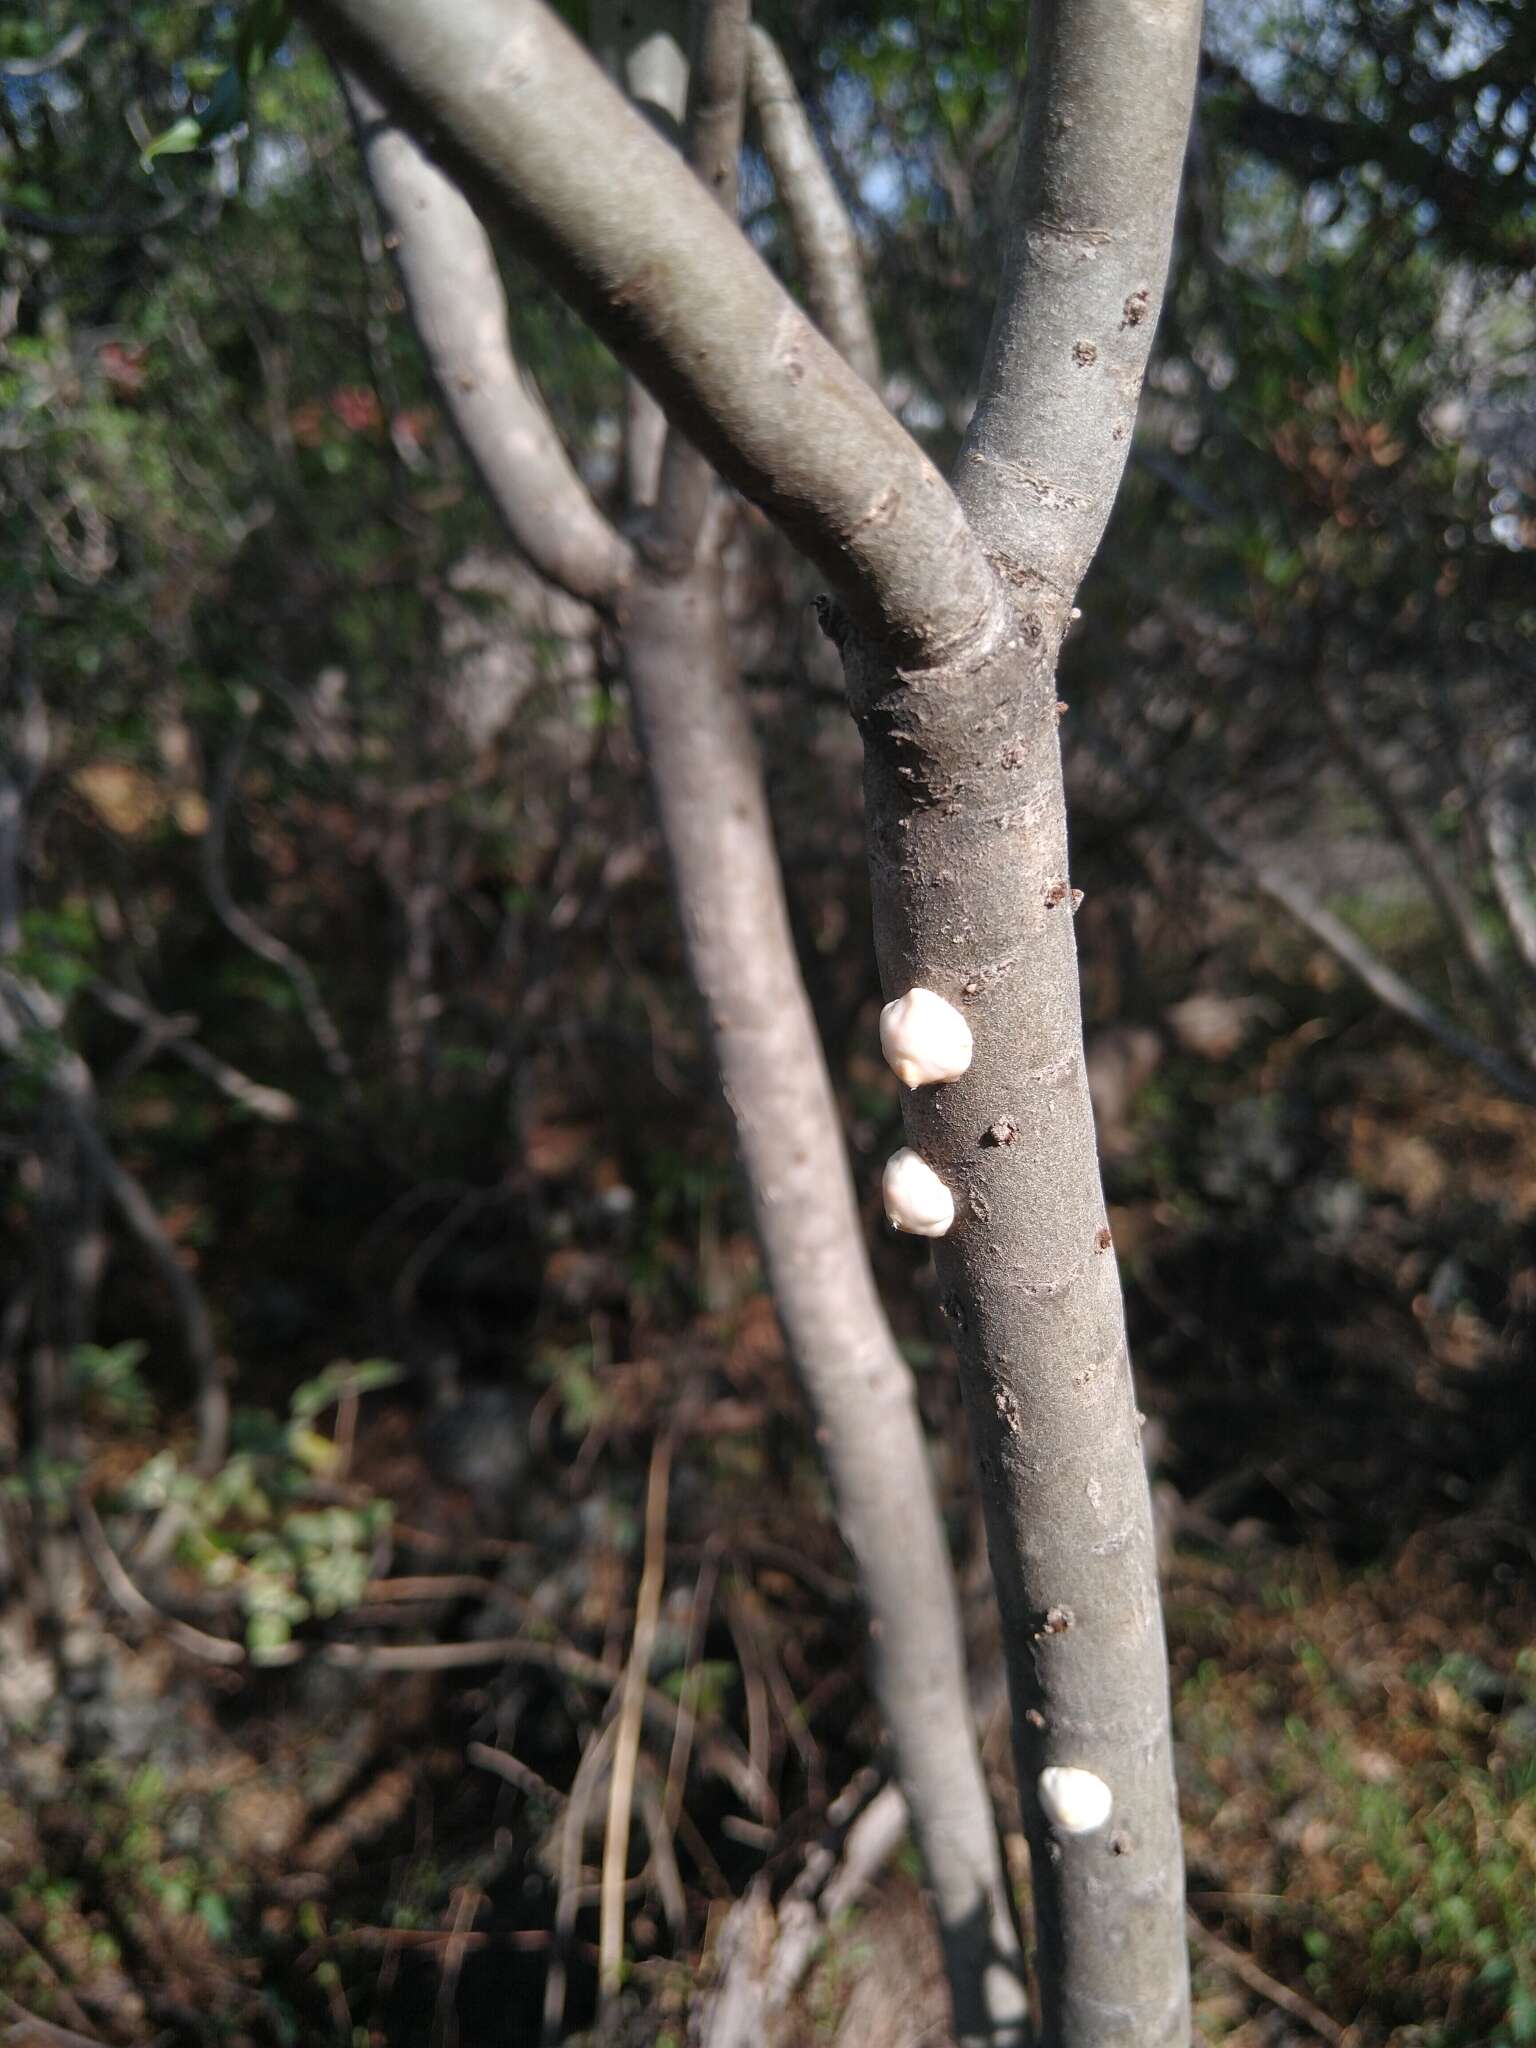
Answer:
[1037,1766,1113,1835]
[882,1147,956,1237]
[879,987,973,1088]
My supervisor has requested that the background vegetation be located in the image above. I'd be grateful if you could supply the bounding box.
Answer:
[2,1,1534,2041]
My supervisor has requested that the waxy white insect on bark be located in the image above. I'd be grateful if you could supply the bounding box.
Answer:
[1038,1766,1113,1835]
[883,1147,956,1237]
[879,987,973,1089]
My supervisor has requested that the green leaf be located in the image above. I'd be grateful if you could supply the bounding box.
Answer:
[197,1890,235,1944]
[289,1357,404,1421]
[140,2,292,166]
[142,116,204,164]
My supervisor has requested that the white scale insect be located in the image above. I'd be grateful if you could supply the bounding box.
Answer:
[879,988,970,1236]
[1037,1765,1114,1835]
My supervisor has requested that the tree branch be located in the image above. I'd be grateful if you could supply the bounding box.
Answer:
[204,728,361,1111]
[87,982,301,1123]
[1101,735,1536,1105]
[0,196,187,238]
[0,973,231,1480]
[650,0,753,563]
[746,28,880,389]
[955,0,1203,597]
[1312,677,1533,1056]
[1481,753,1536,987]
[305,0,1003,665]
[685,0,748,215]
[591,0,688,514]
[0,24,90,78]
[841,11,1203,2038]
[0,633,48,959]
[619,555,1030,2046]
[341,69,635,609]
[598,1431,671,2014]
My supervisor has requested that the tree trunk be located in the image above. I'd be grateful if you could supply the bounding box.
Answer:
[310,0,1204,2031]
[844,605,1186,2045]
[622,545,1030,2046]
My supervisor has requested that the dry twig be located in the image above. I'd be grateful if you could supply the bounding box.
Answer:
[599,1431,673,2014]
[1187,1909,1347,2046]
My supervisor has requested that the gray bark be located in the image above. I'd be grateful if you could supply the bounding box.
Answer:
[956,0,1202,598]
[847,610,1187,2045]
[313,0,1003,664]
[746,28,881,390]
[622,552,1028,2045]
[340,64,1029,2043]
[683,0,749,214]
[648,0,750,568]
[311,0,1206,2033]
[342,71,633,608]
[844,1,1202,2035]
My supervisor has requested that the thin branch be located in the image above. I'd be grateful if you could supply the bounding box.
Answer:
[203,730,361,1110]
[467,1739,564,1805]
[634,1765,689,1939]
[598,1432,672,2013]
[0,972,231,1480]
[1431,685,1536,995]
[661,1541,721,1836]
[0,196,185,237]
[1187,1910,1345,2046]
[1483,764,1536,984]
[87,983,300,1123]
[649,0,753,560]
[955,0,1203,596]
[746,28,880,388]
[0,1994,113,2048]
[544,1718,619,2045]
[310,1631,768,1814]
[1100,736,1536,1105]
[0,643,48,958]
[1311,679,1531,1051]
[598,1,689,517]
[685,0,749,216]
[0,1927,103,2043]
[0,25,90,77]
[340,70,634,610]
[76,1491,245,1665]
[432,1885,481,2047]
[306,0,1003,666]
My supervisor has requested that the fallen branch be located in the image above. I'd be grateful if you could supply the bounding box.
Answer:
[76,1492,245,1666]
[298,1632,768,1815]
[599,1432,673,2012]
[0,1929,104,2043]
[695,1773,913,2048]
[1186,1909,1347,2046]
[544,1718,619,2046]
